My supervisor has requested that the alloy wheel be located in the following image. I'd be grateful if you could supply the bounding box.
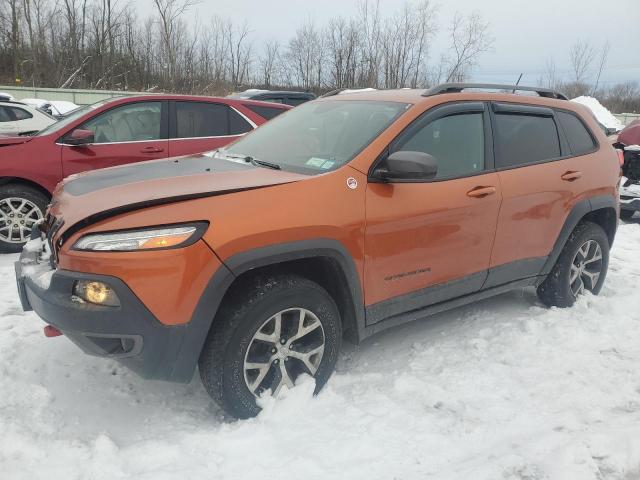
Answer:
[569,239,603,296]
[0,197,44,244]
[243,308,325,397]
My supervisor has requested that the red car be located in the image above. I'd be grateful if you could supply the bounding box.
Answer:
[0,95,290,252]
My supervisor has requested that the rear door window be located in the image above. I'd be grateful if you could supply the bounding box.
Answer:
[393,112,485,179]
[176,101,228,137]
[0,106,13,122]
[556,110,596,155]
[494,112,561,168]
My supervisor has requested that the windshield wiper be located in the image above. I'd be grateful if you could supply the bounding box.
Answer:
[224,152,280,170]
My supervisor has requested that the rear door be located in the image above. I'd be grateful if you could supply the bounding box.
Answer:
[486,103,593,287]
[167,101,254,157]
[364,102,502,323]
[61,100,168,177]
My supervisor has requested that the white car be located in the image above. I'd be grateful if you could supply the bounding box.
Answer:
[0,101,56,135]
[21,98,80,117]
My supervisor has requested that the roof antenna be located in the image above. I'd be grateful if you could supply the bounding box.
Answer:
[512,73,523,93]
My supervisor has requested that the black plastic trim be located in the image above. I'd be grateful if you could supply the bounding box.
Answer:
[423,83,568,100]
[366,270,487,325]
[540,195,617,276]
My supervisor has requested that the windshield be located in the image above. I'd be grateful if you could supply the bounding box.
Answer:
[36,99,109,136]
[221,100,409,174]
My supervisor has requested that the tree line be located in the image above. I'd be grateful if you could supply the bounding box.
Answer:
[0,0,638,113]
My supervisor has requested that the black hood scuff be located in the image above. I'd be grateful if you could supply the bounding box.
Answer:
[64,155,255,196]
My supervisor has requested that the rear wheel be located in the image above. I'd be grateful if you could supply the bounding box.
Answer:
[198,275,342,419]
[0,184,48,253]
[537,221,609,307]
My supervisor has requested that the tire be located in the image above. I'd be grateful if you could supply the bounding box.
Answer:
[537,221,609,308]
[620,209,635,221]
[198,274,342,419]
[0,184,49,253]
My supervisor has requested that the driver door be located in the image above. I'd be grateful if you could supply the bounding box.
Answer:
[364,102,502,324]
[61,100,168,177]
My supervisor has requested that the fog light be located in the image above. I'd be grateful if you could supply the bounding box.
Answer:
[73,280,120,307]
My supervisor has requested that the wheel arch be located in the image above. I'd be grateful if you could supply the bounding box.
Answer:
[169,239,365,382]
[541,195,617,276]
[0,176,52,200]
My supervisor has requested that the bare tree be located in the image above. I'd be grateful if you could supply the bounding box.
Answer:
[152,0,199,89]
[445,12,493,82]
[258,39,280,88]
[591,40,610,96]
[569,39,595,85]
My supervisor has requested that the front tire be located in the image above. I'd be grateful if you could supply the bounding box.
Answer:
[199,275,342,419]
[0,184,49,253]
[537,221,609,308]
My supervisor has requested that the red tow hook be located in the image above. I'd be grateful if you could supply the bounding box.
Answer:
[44,325,63,337]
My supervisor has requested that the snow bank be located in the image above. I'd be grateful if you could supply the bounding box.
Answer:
[571,96,625,132]
[2,225,640,479]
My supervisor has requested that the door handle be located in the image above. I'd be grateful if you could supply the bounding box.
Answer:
[140,146,164,153]
[561,170,582,182]
[466,186,497,198]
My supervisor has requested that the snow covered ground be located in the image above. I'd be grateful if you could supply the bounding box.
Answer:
[1,223,640,480]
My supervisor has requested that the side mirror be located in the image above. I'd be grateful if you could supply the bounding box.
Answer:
[373,151,438,182]
[65,128,94,146]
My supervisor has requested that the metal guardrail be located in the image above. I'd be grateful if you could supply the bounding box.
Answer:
[0,85,150,105]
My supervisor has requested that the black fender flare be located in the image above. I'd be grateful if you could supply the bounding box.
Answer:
[540,195,617,276]
[169,238,365,382]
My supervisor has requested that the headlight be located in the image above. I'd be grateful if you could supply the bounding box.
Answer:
[72,222,208,252]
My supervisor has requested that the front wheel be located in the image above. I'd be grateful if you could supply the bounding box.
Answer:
[199,275,342,419]
[537,221,609,308]
[0,184,49,253]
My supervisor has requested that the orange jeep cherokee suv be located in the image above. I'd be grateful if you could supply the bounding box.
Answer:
[15,83,620,418]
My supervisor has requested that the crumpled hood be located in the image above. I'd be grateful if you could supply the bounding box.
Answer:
[47,153,307,243]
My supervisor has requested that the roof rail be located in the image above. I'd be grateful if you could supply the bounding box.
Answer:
[423,83,568,101]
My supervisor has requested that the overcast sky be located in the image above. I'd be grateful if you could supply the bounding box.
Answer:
[141,0,640,85]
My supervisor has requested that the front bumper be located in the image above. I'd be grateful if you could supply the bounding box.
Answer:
[15,238,192,382]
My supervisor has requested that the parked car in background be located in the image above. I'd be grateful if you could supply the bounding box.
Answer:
[15,83,620,418]
[0,94,290,252]
[228,89,316,106]
[616,120,640,220]
[0,100,56,135]
[21,98,80,118]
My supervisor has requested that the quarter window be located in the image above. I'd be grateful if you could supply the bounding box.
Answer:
[244,104,287,121]
[556,111,596,155]
[11,107,33,120]
[393,112,485,179]
[79,102,162,143]
[494,113,560,168]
